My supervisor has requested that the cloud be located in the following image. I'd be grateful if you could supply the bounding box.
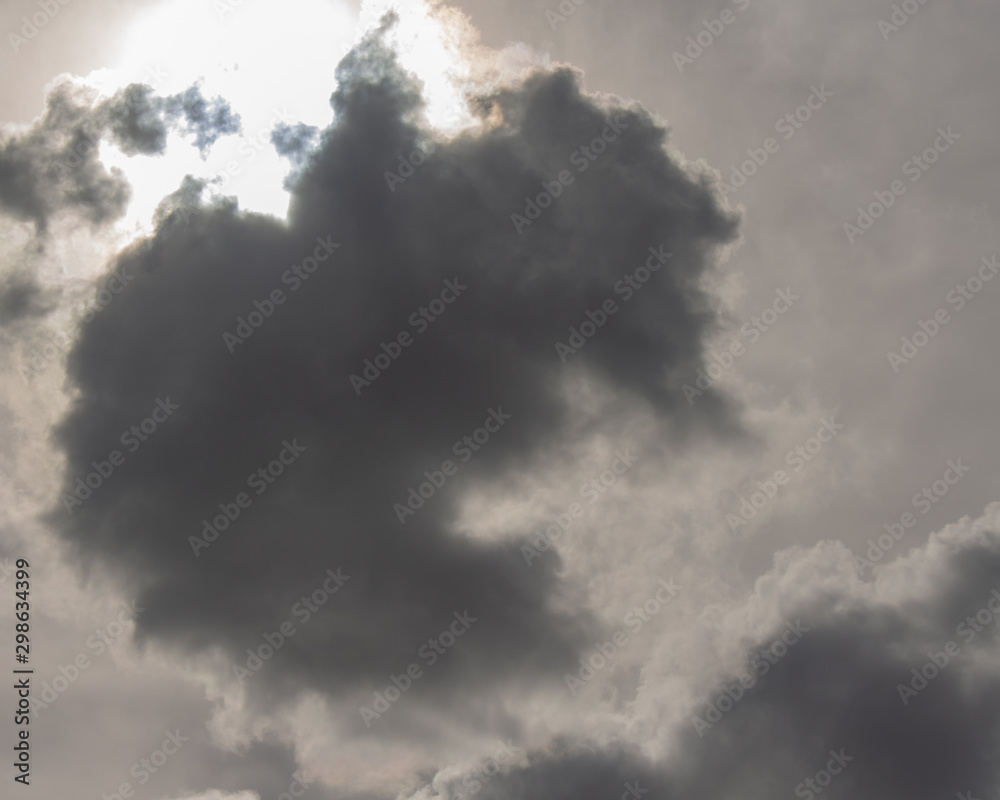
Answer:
[0,3,997,800]
[270,122,321,170]
[431,740,668,800]
[0,274,54,326]
[423,504,1000,800]
[43,20,740,748]
[0,79,239,233]
[675,504,1000,800]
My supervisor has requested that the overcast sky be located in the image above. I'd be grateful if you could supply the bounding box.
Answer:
[2,1,1000,800]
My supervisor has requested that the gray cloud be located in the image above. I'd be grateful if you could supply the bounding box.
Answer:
[434,507,1000,800]
[0,274,54,326]
[0,80,239,233]
[45,23,740,737]
[0,0,998,798]
[270,121,320,169]
[160,84,242,155]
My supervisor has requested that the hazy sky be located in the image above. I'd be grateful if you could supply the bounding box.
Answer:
[2,1,999,800]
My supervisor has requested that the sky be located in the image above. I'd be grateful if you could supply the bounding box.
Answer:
[1,1,999,799]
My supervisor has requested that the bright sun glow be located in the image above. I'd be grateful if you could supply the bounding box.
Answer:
[358,0,478,131]
[79,0,495,241]
[93,0,357,234]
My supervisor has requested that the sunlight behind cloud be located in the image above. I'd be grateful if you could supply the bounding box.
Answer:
[359,0,480,133]
[71,0,535,238]
[87,0,357,231]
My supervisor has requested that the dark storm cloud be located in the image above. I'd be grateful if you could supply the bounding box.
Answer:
[48,22,740,732]
[437,518,1000,800]
[671,613,1000,798]
[0,80,239,232]
[664,532,1000,800]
